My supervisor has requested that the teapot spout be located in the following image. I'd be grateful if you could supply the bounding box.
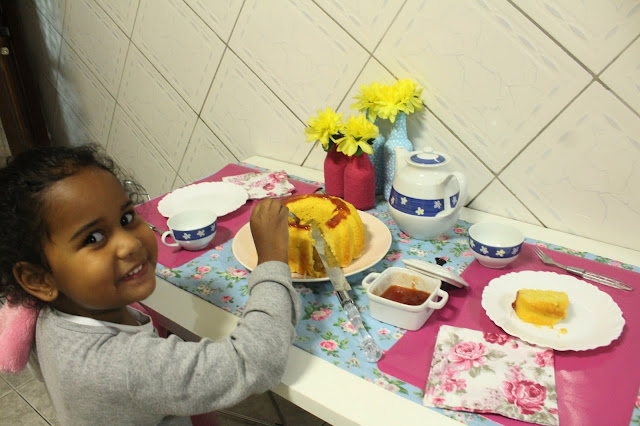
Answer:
[394,146,411,174]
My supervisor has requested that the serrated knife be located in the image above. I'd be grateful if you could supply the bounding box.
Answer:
[308,220,383,362]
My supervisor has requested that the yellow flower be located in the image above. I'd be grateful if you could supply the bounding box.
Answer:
[394,79,424,116]
[304,107,344,150]
[351,82,385,121]
[335,115,378,156]
[375,84,406,123]
[357,79,424,123]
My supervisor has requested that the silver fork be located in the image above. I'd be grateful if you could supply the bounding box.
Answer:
[533,247,633,291]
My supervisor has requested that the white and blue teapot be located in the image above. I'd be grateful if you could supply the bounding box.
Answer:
[388,147,467,240]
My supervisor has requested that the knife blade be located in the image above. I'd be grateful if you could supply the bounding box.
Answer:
[308,220,382,362]
[309,222,351,291]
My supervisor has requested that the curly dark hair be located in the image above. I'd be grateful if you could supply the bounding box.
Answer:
[0,144,142,309]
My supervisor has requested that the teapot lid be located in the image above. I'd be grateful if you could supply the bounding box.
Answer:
[408,148,449,166]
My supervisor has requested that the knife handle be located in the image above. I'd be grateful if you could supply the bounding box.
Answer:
[566,266,633,291]
[342,300,383,362]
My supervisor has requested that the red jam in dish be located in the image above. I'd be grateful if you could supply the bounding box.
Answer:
[380,285,431,306]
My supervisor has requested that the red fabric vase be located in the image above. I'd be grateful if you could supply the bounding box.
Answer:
[344,153,375,210]
[323,146,349,198]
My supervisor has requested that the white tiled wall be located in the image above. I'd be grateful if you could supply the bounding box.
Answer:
[18,0,640,251]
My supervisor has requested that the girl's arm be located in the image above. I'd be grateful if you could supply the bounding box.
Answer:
[125,257,301,415]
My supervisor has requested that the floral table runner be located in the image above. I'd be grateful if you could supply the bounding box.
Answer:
[154,170,640,426]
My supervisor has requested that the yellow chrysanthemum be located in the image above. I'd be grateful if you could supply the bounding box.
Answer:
[351,82,385,121]
[304,107,343,150]
[374,84,405,123]
[335,115,378,156]
[394,79,424,116]
[367,79,425,123]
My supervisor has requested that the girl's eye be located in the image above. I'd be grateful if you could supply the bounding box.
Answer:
[84,231,105,246]
[121,212,134,226]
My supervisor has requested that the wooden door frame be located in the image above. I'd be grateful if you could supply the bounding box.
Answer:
[0,0,50,156]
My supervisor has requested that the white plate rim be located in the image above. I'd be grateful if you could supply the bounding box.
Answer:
[481,270,625,351]
[232,211,392,282]
[157,182,248,218]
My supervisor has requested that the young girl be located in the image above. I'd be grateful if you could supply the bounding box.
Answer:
[0,145,300,425]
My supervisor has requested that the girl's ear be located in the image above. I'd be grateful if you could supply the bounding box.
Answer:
[12,262,58,302]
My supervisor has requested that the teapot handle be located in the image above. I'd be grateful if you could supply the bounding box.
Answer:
[437,172,467,216]
[450,171,467,213]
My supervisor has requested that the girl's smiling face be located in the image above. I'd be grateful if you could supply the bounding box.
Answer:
[42,167,158,322]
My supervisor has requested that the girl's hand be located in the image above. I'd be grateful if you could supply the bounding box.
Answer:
[249,198,289,265]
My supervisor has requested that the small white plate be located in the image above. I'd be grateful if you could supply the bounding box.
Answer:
[158,182,248,218]
[482,270,625,351]
[232,211,392,282]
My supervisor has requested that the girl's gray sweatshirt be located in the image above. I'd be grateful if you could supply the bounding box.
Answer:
[33,261,300,425]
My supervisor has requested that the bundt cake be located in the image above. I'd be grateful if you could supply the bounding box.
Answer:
[512,289,569,326]
[282,194,365,277]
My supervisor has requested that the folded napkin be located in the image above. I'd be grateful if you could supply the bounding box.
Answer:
[222,170,295,199]
[424,325,559,426]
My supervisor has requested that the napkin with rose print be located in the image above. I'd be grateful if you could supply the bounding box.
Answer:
[423,325,559,426]
[222,170,295,199]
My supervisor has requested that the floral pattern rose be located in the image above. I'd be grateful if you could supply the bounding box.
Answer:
[385,251,402,261]
[501,366,547,415]
[439,371,467,392]
[483,332,511,345]
[535,350,554,368]
[227,267,248,278]
[502,379,547,415]
[196,266,211,274]
[311,308,332,321]
[447,341,488,371]
[319,340,338,351]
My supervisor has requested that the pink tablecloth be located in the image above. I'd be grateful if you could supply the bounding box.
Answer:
[135,164,321,269]
[377,243,640,426]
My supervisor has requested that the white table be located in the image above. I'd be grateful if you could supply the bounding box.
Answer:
[142,156,640,426]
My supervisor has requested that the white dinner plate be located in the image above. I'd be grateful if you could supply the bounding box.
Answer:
[157,182,248,218]
[232,211,392,282]
[481,270,625,351]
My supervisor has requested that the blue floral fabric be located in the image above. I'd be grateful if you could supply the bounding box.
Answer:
[154,167,640,426]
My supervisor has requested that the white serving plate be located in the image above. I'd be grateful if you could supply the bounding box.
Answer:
[158,182,248,218]
[232,211,392,282]
[481,270,625,351]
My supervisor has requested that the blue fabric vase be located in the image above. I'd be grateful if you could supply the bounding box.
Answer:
[369,116,386,196]
[383,111,413,200]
